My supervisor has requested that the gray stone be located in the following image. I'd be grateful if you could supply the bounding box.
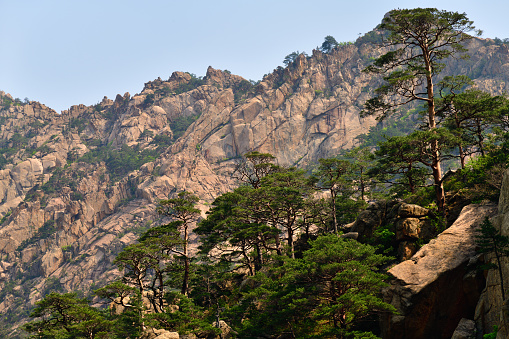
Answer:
[398,203,429,218]
[382,204,496,339]
[451,318,475,339]
[340,232,358,240]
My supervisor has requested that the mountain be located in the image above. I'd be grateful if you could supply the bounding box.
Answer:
[1,33,509,335]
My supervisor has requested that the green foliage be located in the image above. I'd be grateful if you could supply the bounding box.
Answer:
[363,8,481,213]
[356,31,384,45]
[195,187,277,272]
[157,191,201,223]
[154,85,173,97]
[170,113,200,141]
[79,143,159,182]
[336,195,368,227]
[68,118,88,133]
[23,292,116,339]
[40,167,76,195]
[371,222,396,255]
[0,153,8,170]
[341,147,377,200]
[370,133,430,197]
[320,35,339,53]
[17,220,57,251]
[233,79,253,103]
[28,143,52,157]
[233,151,279,189]
[234,235,395,338]
[1,96,23,109]
[476,217,509,299]
[356,109,419,148]
[484,325,499,339]
[173,73,205,95]
[0,132,31,160]
[445,133,509,202]
[146,292,218,336]
[143,93,155,108]
[0,210,12,224]
[494,37,509,45]
[283,51,308,66]
[311,157,352,233]
[151,133,173,148]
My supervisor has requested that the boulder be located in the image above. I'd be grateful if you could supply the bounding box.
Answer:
[451,318,475,339]
[395,217,422,239]
[382,204,496,339]
[349,201,432,259]
[40,247,64,277]
[397,241,418,261]
[141,328,179,339]
[475,168,509,338]
[340,232,358,240]
[349,201,386,241]
[212,320,236,339]
[398,203,429,218]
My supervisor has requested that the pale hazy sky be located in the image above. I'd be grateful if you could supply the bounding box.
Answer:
[1,0,508,112]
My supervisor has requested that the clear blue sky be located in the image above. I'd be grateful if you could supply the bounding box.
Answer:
[1,0,508,112]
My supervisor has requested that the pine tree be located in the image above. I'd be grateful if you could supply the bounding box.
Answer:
[363,8,481,213]
[476,217,509,300]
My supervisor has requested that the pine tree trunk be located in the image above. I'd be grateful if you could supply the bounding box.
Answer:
[425,52,445,214]
[181,225,189,296]
[331,189,338,234]
[495,246,506,300]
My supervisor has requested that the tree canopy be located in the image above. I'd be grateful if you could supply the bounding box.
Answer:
[363,7,481,213]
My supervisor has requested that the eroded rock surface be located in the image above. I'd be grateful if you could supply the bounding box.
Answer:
[348,201,432,260]
[382,204,497,339]
[475,168,509,339]
[1,33,509,335]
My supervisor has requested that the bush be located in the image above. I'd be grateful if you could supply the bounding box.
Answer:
[17,220,57,251]
[69,118,88,133]
[233,79,253,103]
[80,143,159,182]
[173,74,205,95]
[170,114,200,141]
[143,93,155,108]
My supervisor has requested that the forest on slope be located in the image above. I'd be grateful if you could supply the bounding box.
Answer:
[1,7,509,339]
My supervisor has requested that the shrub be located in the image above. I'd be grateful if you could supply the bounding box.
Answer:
[17,220,57,251]
[170,114,200,141]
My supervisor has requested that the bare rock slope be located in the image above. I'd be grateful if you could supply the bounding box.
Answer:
[382,204,496,339]
[0,34,509,334]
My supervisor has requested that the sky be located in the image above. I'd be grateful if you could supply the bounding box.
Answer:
[1,0,508,113]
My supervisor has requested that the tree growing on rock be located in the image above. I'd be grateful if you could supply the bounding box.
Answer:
[233,151,279,189]
[157,191,201,296]
[22,292,116,338]
[236,235,395,338]
[283,51,308,66]
[320,35,339,53]
[311,158,351,234]
[436,76,508,168]
[363,8,481,213]
[476,217,509,300]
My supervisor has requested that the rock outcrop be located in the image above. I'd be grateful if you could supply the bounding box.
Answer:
[348,201,433,260]
[451,318,476,339]
[475,168,509,339]
[141,328,180,339]
[382,204,497,339]
[1,33,509,335]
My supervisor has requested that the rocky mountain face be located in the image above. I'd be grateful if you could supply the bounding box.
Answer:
[382,203,496,339]
[380,167,509,339]
[1,34,509,335]
[475,169,509,339]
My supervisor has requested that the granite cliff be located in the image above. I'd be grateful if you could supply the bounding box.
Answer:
[1,34,509,335]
